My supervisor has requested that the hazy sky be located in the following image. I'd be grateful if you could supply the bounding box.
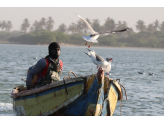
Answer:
[1,7,164,32]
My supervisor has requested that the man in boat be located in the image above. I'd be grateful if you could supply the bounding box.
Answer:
[26,42,63,90]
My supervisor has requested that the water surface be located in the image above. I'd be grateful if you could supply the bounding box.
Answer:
[0,44,164,116]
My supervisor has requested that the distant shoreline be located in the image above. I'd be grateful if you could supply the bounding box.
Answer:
[0,41,164,50]
[37,43,164,50]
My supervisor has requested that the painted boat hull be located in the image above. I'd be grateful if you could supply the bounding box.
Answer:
[11,72,123,116]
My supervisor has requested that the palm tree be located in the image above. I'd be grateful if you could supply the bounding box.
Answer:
[136,20,146,32]
[153,19,159,31]
[1,21,6,30]
[29,26,34,32]
[21,23,26,33]
[92,19,101,33]
[117,21,122,26]
[147,23,155,33]
[46,17,55,31]
[115,21,128,37]
[57,23,67,33]
[122,21,128,28]
[86,18,91,24]
[159,22,164,32]
[5,21,13,32]
[40,17,47,29]
[0,22,2,29]
[126,28,134,36]
[76,20,84,33]
[116,21,123,30]
[21,18,30,32]
[121,21,129,37]
[68,22,77,34]
[103,17,116,32]
[33,20,42,31]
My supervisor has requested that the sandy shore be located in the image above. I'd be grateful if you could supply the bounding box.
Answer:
[0,41,10,43]
[59,43,164,50]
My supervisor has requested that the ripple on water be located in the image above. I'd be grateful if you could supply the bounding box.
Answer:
[0,103,13,112]
[1,44,164,116]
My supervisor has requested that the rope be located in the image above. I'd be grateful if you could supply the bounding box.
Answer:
[120,84,127,100]
[63,76,69,95]
[119,86,123,116]
[63,71,77,95]
[63,76,69,79]
[117,80,127,116]
[120,96,122,116]
[68,71,77,78]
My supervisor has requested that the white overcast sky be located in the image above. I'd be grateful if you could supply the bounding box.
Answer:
[0,0,164,32]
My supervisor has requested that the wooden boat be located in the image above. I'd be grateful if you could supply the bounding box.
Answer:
[11,69,126,116]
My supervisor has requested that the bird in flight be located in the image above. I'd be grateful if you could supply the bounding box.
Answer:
[85,49,113,73]
[77,15,129,48]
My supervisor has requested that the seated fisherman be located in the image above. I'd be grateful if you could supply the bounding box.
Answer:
[26,42,63,90]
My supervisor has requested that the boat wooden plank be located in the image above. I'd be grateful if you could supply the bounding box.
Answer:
[13,81,84,116]
[11,77,84,98]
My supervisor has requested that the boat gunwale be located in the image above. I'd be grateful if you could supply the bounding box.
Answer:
[11,76,85,99]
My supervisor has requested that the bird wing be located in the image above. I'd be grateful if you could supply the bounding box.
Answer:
[82,36,99,43]
[95,54,104,62]
[87,48,91,51]
[77,15,97,34]
[111,28,129,33]
[99,28,129,34]
[84,52,89,56]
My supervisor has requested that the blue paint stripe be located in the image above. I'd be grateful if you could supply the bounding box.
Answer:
[62,79,120,116]
[101,99,108,116]
[14,81,83,101]
[62,77,98,116]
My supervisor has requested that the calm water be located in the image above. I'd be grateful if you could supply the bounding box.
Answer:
[0,44,164,116]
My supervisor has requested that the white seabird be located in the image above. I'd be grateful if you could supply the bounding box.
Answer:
[149,73,154,76]
[85,49,113,73]
[138,71,145,74]
[77,15,129,48]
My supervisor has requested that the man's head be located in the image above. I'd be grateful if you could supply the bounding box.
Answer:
[48,42,60,59]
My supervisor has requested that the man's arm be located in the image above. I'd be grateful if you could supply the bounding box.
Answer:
[26,58,47,89]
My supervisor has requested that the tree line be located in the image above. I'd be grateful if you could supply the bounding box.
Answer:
[0,16,163,33]
[1,16,164,48]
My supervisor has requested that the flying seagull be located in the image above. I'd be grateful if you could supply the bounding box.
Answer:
[77,15,129,48]
[85,49,113,73]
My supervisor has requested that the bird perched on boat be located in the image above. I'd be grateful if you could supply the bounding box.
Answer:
[77,14,129,48]
[85,49,113,73]
[149,73,154,76]
[138,71,145,74]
